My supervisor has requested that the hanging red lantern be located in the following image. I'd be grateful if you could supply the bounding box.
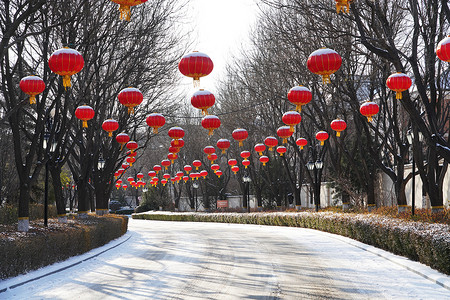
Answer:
[254,143,266,155]
[276,146,287,156]
[117,168,125,175]
[386,73,412,100]
[75,105,95,128]
[116,132,130,150]
[208,153,218,164]
[122,184,128,190]
[216,138,231,154]
[260,156,269,166]
[335,0,351,14]
[193,160,202,170]
[307,48,342,84]
[168,146,180,154]
[127,176,134,183]
[282,111,302,132]
[148,171,156,177]
[127,150,137,158]
[242,159,250,169]
[277,126,293,144]
[228,159,237,167]
[240,151,251,160]
[153,164,162,174]
[48,47,84,88]
[360,101,379,122]
[176,171,184,178]
[110,0,148,21]
[211,164,220,173]
[232,128,248,146]
[161,159,171,170]
[316,131,329,146]
[114,171,120,179]
[264,136,278,151]
[178,51,214,87]
[201,115,221,136]
[200,170,208,179]
[102,119,119,137]
[116,179,123,185]
[118,87,143,114]
[183,175,189,183]
[189,173,197,181]
[171,177,177,184]
[146,113,165,134]
[287,86,312,112]
[231,165,239,174]
[126,156,136,166]
[115,183,121,190]
[168,127,185,145]
[184,165,192,174]
[19,75,45,104]
[330,119,347,137]
[296,138,308,150]
[171,138,184,148]
[161,179,168,186]
[137,173,144,180]
[122,163,130,169]
[168,153,178,164]
[163,173,171,180]
[126,141,138,153]
[215,170,223,178]
[436,35,450,62]
[203,146,216,157]
[191,89,215,115]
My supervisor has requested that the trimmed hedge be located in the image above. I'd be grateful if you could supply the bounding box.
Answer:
[0,214,128,279]
[0,204,58,225]
[133,211,450,275]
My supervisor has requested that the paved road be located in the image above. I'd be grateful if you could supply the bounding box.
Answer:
[2,219,449,299]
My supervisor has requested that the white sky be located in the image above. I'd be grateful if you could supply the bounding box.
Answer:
[181,0,259,93]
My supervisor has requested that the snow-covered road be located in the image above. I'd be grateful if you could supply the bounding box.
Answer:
[1,218,449,299]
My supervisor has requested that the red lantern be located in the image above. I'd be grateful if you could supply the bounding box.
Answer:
[19,75,45,104]
[153,165,162,174]
[176,171,184,178]
[110,0,148,21]
[232,128,248,147]
[178,51,214,87]
[161,159,171,170]
[168,146,180,154]
[114,171,120,179]
[316,131,329,146]
[296,138,307,150]
[48,47,84,88]
[436,36,450,62]
[168,127,185,145]
[276,146,287,156]
[189,173,197,181]
[287,86,312,112]
[137,173,144,180]
[211,164,220,173]
[200,170,208,179]
[264,136,278,151]
[102,119,119,137]
[127,176,134,183]
[163,173,171,180]
[126,141,138,153]
[330,119,347,137]
[307,48,342,84]
[203,146,216,157]
[116,179,123,185]
[117,168,125,175]
[242,159,250,169]
[184,165,192,174]
[75,105,95,128]
[277,126,293,144]
[217,138,231,154]
[161,179,168,186]
[215,170,223,178]
[146,113,165,134]
[193,160,202,170]
[171,138,184,148]
[260,156,269,166]
[201,115,221,136]
[122,163,130,169]
[335,0,351,13]
[208,153,218,164]
[148,171,156,177]
[191,89,215,115]
[122,184,128,190]
[228,159,237,167]
[386,73,412,100]
[168,153,178,164]
[360,101,379,122]
[183,175,189,182]
[171,177,177,184]
[282,111,302,132]
[240,151,251,160]
[231,165,239,174]
[126,156,136,166]
[115,183,121,190]
[254,143,266,155]
[118,87,143,114]
[116,133,130,150]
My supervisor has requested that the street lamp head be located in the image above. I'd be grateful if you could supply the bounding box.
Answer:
[193,182,199,189]
[142,188,148,193]
[315,160,323,170]
[43,132,50,150]
[306,161,315,170]
[243,175,251,183]
[98,157,105,170]
[406,130,413,145]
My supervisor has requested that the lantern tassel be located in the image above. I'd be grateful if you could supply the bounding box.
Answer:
[202,109,208,115]
[208,129,214,136]
[289,126,295,133]
[153,128,159,134]
[222,149,226,154]
[367,116,373,122]
[29,95,36,105]
[239,141,243,147]
[279,153,284,157]
[120,144,124,151]
[217,175,221,178]
[62,75,71,88]
[320,141,324,146]
[269,147,273,151]
[300,146,304,150]
[296,105,302,112]
[258,151,262,155]
[193,77,200,88]
[82,120,88,128]
[128,107,134,114]
[263,162,266,166]
[396,91,402,99]
[108,132,113,137]
[118,5,131,21]
[336,131,341,137]
[322,74,331,84]
[283,138,287,144]
[245,165,248,169]
[174,139,179,146]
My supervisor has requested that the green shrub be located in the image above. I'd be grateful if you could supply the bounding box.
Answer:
[0,204,58,225]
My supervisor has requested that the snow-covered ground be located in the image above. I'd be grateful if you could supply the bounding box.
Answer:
[0,218,449,299]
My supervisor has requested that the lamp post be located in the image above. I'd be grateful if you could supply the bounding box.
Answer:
[306,159,323,212]
[243,174,252,213]
[193,182,199,212]
[97,157,105,170]
[43,132,56,227]
[406,129,423,216]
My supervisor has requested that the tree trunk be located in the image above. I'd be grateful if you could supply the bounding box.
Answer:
[49,165,66,217]
[18,184,31,231]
